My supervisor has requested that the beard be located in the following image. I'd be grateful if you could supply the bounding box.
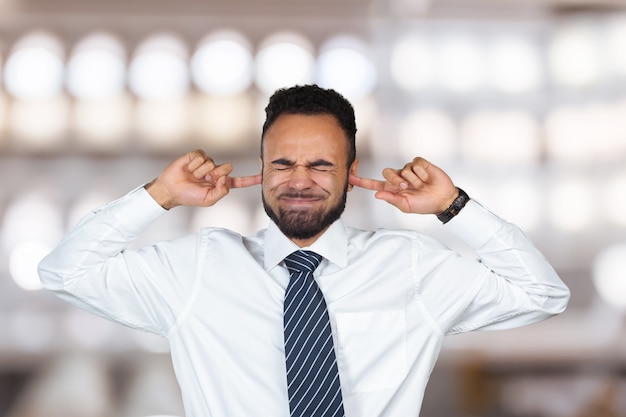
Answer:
[262,184,348,241]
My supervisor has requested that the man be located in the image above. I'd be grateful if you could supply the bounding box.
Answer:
[39,84,570,417]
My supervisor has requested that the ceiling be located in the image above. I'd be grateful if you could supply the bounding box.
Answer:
[2,0,626,21]
[0,0,624,51]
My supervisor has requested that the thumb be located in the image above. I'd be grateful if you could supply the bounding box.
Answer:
[374,191,405,211]
[204,176,231,206]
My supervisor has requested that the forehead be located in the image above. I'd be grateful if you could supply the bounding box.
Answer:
[262,113,348,160]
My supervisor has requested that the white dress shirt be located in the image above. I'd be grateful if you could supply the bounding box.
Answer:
[39,186,570,417]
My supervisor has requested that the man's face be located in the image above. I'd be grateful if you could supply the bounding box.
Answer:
[261,113,358,247]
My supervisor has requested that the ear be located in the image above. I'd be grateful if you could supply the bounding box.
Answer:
[349,157,359,176]
[348,158,359,191]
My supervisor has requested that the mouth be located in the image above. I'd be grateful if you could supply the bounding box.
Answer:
[278,193,324,207]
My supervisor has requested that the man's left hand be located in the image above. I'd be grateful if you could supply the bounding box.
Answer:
[349,157,458,215]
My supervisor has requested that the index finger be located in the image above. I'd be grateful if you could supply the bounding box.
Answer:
[349,174,388,191]
[229,173,262,189]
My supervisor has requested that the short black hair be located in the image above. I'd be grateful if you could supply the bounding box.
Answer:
[261,84,357,166]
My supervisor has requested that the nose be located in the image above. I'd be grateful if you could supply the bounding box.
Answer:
[287,165,314,190]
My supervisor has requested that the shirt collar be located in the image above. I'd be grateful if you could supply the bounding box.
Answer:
[264,219,348,270]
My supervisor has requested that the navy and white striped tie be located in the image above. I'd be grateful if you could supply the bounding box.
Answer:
[283,250,345,417]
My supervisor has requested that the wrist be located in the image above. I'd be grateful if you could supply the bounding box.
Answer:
[145,179,176,210]
[436,187,470,224]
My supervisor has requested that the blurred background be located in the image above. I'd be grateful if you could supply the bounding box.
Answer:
[1,0,626,416]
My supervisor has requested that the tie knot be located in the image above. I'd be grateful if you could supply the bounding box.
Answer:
[284,250,323,274]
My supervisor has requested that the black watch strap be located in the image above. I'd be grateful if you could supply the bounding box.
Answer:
[437,187,470,224]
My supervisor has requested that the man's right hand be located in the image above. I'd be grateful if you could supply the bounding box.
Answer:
[145,150,262,210]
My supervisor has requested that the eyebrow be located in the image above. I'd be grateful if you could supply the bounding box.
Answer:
[309,159,334,167]
[270,158,334,167]
[271,158,295,166]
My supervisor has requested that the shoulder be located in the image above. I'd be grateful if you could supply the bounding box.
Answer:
[345,226,448,252]
[196,226,259,244]
[195,226,266,257]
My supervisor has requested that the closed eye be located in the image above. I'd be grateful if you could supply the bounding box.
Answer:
[270,159,335,173]
[308,160,335,173]
[270,158,294,171]
[309,164,333,173]
[273,165,291,171]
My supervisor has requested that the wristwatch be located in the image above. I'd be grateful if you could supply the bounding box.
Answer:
[436,187,470,224]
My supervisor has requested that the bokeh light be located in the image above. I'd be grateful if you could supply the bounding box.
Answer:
[602,170,626,227]
[129,32,190,100]
[398,108,458,160]
[488,179,542,231]
[316,35,377,100]
[135,98,191,150]
[191,30,253,96]
[9,241,50,291]
[436,33,484,92]
[8,97,69,149]
[390,34,435,91]
[545,101,626,164]
[549,23,601,88]
[66,32,126,100]
[605,16,626,77]
[2,191,64,255]
[460,110,541,165]
[72,96,133,150]
[255,31,315,95]
[193,94,255,151]
[4,31,65,100]
[593,244,626,309]
[547,177,596,232]
[486,35,542,93]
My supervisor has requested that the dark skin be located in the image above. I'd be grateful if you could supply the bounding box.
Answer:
[146,114,458,246]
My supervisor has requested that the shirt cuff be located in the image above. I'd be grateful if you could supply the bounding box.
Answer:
[444,199,505,249]
[101,185,168,233]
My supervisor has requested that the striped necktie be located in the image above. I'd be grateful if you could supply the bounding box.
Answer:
[283,250,345,417]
